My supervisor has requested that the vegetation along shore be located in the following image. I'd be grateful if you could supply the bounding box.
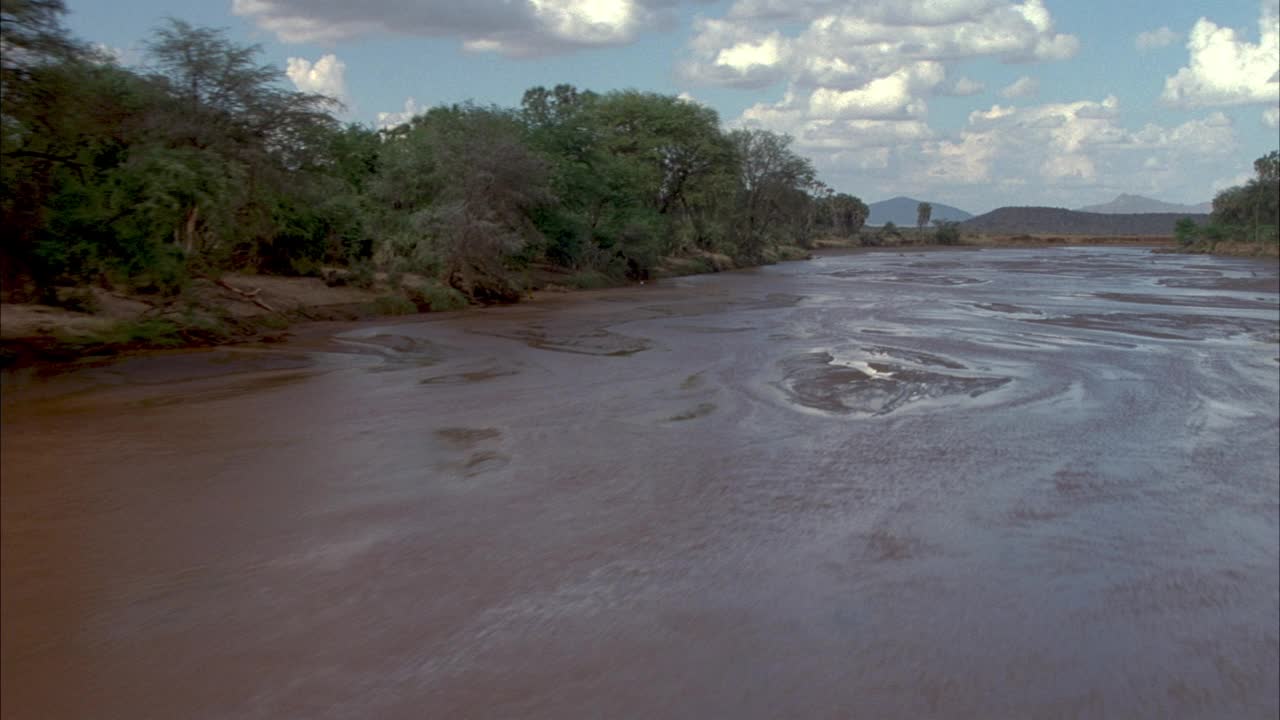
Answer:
[2,4,1275,364]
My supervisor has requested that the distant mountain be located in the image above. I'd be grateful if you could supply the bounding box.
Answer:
[961,207,1209,236]
[1076,194,1212,214]
[867,196,973,227]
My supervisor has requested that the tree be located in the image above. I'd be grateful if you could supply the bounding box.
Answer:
[372,104,551,300]
[728,129,815,259]
[917,201,932,230]
[829,193,869,237]
[1255,150,1278,183]
[1,0,79,86]
[521,88,738,276]
[1174,217,1199,246]
[139,20,345,268]
[1211,149,1279,243]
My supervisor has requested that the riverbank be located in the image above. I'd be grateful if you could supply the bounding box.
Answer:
[0,247,812,367]
[0,236,1203,366]
[1165,239,1280,257]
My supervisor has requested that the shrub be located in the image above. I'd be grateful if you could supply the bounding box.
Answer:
[1174,217,1199,246]
[54,289,101,314]
[403,282,468,311]
[72,319,184,348]
[933,221,962,246]
[347,261,377,290]
[371,294,417,315]
[563,270,616,289]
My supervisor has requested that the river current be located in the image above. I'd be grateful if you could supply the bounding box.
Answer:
[3,247,1278,719]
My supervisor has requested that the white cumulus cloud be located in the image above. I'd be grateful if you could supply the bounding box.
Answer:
[806,94,1239,213]
[376,97,424,130]
[1161,5,1280,107]
[233,0,681,56]
[689,0,1080,203]
[1264,106,1280,128]
[1135,26,1180,51]
[683,0,1078,90]
[286,54,348,103]
[1000,75,1039,98]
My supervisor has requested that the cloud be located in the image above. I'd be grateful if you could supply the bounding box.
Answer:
[285,54,348,102]
[91,42,142,66]
[796,94,1240,212]
[999,75,1039,98]
[940,76,986,96]
[1265,106,1280,128]
[683,0,1079,90]
[1161,5,1280,107]
[1135,26,1180,51]
[233,0,689,56]
[376,97,423,130]
[690,0,1079,200]
[805,63,940,119]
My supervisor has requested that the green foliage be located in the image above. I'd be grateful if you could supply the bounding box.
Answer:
[61,318,184,348]
[371,294,417,316]
[562,270,616,289]
[1209,150,1280,245]
[1174,217,1200,246]
[727,129,817,259]
[403,281,468,311]
[1,11,846,309]
[346,261,377,290]
[933,220,961,245]
[816,192,869,239]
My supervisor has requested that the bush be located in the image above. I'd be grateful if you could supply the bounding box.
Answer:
[1174,217,1199,246]
[404,282,468,311]
[877,222,903,245]
[54,288,101,314]
[933,221,962,245]
[66,319,184,348]
[347,261,377,290]
[371,294,417,315]
[773,245,811,261]
[563,270,615,289]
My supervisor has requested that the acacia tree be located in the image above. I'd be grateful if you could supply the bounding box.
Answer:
[728,129,816,259]
[141,20,342,266]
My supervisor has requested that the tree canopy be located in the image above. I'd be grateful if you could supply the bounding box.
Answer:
[1,11,872,303]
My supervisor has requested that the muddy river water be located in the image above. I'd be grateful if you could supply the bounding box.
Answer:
[3,247,1278,719]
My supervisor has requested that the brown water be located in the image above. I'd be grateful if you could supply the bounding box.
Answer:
[3,247,1278,719]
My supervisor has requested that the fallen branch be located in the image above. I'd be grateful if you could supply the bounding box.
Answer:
[214,278,276,314]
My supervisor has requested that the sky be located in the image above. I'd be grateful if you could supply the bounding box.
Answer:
[63,0,1280,214]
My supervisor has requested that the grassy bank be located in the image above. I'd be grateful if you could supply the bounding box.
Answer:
[1168,239,1280,257]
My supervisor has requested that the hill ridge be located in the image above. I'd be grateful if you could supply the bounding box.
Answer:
[867,196,973,227]
[1077,194,1212,214]
[961,206,1208,235]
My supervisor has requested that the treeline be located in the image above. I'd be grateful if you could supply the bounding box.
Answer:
[1176,150,1279,249]
[1,3,869,304]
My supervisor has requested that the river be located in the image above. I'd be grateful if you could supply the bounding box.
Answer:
[3,246,1278,719]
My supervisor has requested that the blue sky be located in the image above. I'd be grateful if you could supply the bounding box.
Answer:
[64,0,1280,213]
